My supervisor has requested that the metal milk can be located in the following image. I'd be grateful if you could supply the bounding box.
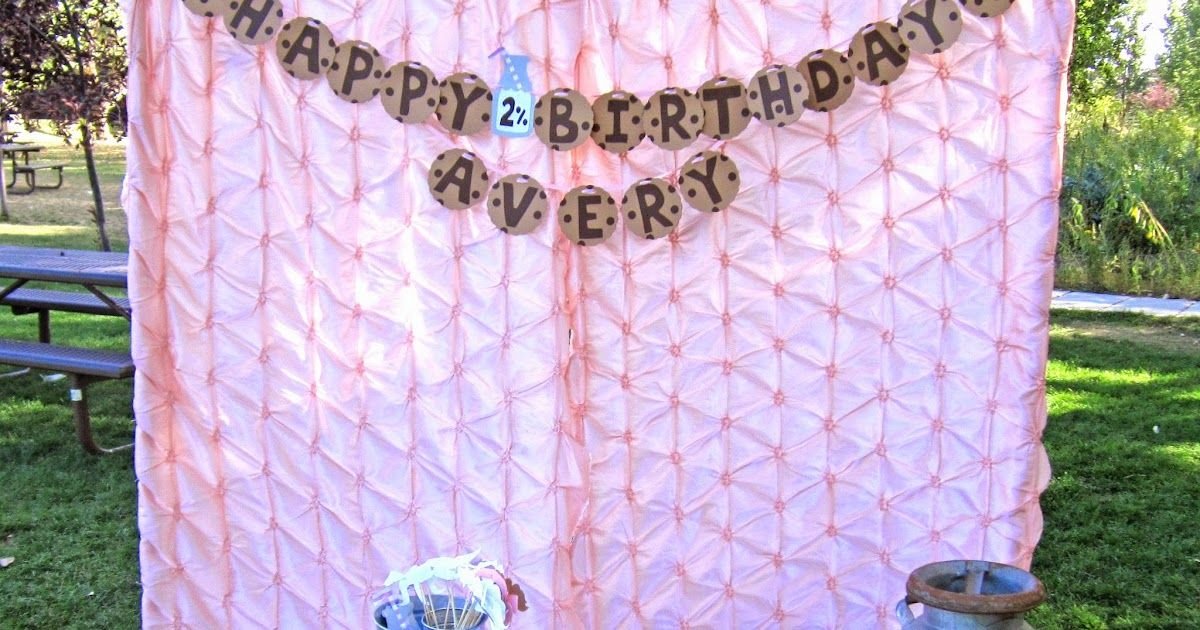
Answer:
[896,560,1046,630]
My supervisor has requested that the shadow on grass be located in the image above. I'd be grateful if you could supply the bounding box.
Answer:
[1029,312,1200,629]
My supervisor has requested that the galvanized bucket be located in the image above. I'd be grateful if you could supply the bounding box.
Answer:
[896,560,1045,630]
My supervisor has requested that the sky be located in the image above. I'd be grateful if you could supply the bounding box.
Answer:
[1143,0,1171,69]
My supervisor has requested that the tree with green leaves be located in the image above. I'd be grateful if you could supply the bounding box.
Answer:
[1160,0,1200,110]
[0,0,126,251]
[1070,0,1147,106]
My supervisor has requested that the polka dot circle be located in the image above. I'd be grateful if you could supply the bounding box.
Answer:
[380,62,441,123]
[534,88,593,151]
[326,40,384,104]
[644,88,704,151]
[958,0,1016,18]
[591,91,646,154]
[436,73,494,136]
[181,0,224,18]
[558,185,619,246]
[847,21,910,87]
[427,149,490,210]
[486,174,548,235]
[275,18,335,81]
[800,49,856,112]
[623,178,683,240]
[746,65,807,127]
[897,0,964,55]
[222,0,284,45]
[681,150,740,213]
[698,76,751,140]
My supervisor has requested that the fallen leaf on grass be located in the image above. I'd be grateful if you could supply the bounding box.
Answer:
[0,557,14,568]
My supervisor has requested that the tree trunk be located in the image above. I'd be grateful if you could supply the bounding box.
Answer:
[80,120,111,252]
[1,114,9,221]
[0,158,8,221]
[0,169,8,221]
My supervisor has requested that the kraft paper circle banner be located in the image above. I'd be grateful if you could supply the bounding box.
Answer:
[223,0,284,45]
[644,88,704,151]
[623,179,683,240]
[182,0,1015,244]
[276,18,335,80]
[438,73,494,136]
[681,151,741,214]
[381,62,441,124]
[181,0,220,17]
[328,41,384,104]
[487,174,549,235]
[746,64,808,128]
[897,0,965,55]
[801,49,856,113]
[847,22,911,86]
[960,0,1016,18]
[559,185,619,246]
[591,91,646,154]
[698,76,752,141]
[534,88,594,151]
[428,150,491,210]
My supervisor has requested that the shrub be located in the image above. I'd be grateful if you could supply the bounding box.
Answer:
[1058,97,1200,298]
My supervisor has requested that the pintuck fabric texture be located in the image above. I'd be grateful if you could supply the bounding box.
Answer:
[124,0,1074,628]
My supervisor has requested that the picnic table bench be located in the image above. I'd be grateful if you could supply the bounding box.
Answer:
[0,287,132,342]
[0,246,133,454]
[9,161,67,194]
[0,339,134,454]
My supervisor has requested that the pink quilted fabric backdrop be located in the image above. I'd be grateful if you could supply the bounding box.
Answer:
[124,0,1074,627]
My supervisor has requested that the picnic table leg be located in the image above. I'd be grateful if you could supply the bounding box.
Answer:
[6,172,33,195]
[37,310,51,343]
[35,166,64,190]
[83,285,132,320]
[0,279,28,301]
[69,374,132,455]
[4,152,23,189]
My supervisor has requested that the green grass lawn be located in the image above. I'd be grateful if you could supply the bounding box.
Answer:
[0,313,136,628]
[1,133,137,626]
[1030,311,1200,629]
[0,140,1197,627]
[2,129,127,252]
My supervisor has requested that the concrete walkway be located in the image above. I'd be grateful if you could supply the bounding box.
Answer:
[1052,290,1200,317]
